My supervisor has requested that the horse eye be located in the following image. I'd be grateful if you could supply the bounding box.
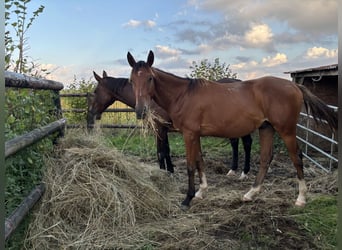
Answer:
[148,76,153,82]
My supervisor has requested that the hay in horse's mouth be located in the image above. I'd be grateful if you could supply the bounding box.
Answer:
[141,108,170,136]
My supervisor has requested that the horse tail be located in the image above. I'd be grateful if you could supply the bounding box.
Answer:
[298,84,337,131]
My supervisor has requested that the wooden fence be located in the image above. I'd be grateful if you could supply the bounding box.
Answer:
[61,92,138,129]
[4,71,65,241]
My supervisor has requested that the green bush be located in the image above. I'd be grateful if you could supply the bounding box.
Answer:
[5,87,58,249]
[61,77,95,125]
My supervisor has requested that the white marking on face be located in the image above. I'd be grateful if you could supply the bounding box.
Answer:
[138,70,142,76]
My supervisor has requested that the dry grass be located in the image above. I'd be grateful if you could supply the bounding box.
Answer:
[24,130,177,249]
[23,130,337,249]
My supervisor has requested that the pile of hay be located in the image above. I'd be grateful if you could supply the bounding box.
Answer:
[24,130,177,249]
[23,129,338,249]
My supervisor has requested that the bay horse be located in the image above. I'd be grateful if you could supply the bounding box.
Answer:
[88,71,252,177]
[127,50,337,210]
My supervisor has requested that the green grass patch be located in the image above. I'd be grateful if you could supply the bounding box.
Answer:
[105,130,261,160]
[289,195,337,249]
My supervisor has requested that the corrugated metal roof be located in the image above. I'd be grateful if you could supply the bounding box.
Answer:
[284,64,338,74]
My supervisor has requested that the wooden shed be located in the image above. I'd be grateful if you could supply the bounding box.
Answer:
[285,64,338,106]
[284,64,338,158]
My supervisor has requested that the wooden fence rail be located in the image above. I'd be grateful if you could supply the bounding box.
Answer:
[5,71,65,241]
[5,118,66,158]
[5,71,64,90]
[5,184,46,241]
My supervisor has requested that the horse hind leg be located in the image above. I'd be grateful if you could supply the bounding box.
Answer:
[243,122,274,201]
[281,133,307,207]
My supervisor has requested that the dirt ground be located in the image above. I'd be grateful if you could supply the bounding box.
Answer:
[25,134,337,250]
[146,152,337,250]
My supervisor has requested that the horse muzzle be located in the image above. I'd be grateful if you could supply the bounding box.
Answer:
[135,106,148,119]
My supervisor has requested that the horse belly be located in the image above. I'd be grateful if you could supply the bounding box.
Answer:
[199,120,257,138]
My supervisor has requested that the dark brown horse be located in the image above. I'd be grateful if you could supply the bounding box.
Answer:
[88,71,252,177]
[127,50,337,210]
[88,71,175,173]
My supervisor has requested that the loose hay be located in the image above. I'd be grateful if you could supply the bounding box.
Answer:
[24,130,177,249]
[24,130,338,249]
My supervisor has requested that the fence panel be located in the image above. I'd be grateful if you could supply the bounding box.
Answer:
[5,71,65,241]
[296,105,338,172]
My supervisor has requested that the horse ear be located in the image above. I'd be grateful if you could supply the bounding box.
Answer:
[147,50,154,66]
[102,70,108,78]
[93,71,102,82]
[127,52,136,67]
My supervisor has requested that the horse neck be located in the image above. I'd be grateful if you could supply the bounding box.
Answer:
[106,78,136,108]
[152,68,188,112]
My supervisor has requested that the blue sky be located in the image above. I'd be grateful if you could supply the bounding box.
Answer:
[7,0,338,85]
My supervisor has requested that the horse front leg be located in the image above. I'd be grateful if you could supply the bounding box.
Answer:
[194,141,207,199]
[181,132,202,210]
[241,134,252,179]
[227,138,239,176]
[163,129,175,173]
[156,125,175,173]
[156,134,166,170]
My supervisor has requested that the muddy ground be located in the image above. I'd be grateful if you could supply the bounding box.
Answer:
[143,151,337,250]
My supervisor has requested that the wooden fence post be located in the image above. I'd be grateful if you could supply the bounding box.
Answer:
[86,92,95,130]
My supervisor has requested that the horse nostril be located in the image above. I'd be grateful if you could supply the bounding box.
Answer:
[136,112,144,119]
[136,107,147,119]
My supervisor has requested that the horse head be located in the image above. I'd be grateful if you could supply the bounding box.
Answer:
[89,71,117,121]
[127,50,155,119]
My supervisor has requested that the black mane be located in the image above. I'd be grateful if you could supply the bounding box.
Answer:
[103,77,129,94]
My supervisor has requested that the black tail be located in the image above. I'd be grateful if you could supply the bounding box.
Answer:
[298,84,337,131]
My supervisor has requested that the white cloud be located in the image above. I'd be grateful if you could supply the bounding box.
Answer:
[123,19,156,29]
[244,23,273,46]
[231,61,251,70]
[261,53,288,67]
[155,45,182,58]
[123,19,141,28]
[189,0,337,35]
[197,43,212,54]
[146,20,156,28]
[305,46,337,59]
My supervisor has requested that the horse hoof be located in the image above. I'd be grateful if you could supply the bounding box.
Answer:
[295,199,306,207]
[180,204,190,211]
[195,193,203,199]
[239,172,248,180]
[242,194,253,202]
[227,170,237,176]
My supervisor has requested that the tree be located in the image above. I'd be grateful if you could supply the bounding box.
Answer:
[189,58,237,81]
[5,0,45,74]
